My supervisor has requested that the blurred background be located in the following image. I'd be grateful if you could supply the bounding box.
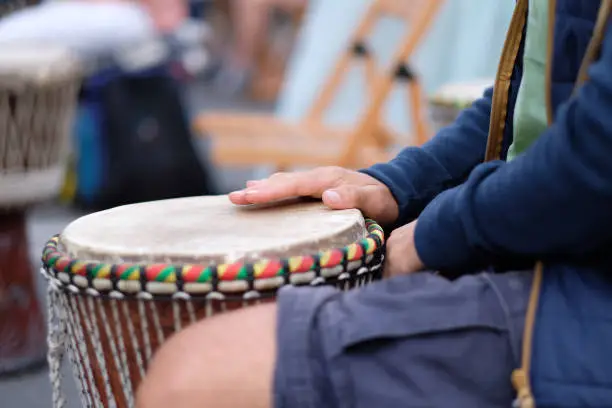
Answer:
[0,0,515,406]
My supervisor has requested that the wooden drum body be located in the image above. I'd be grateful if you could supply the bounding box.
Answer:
[429,78,493,133]
[0,210,46,375]
[41,196,385,407]
[0,45,81,376]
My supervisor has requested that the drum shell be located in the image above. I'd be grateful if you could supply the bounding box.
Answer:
[50,271,378,408]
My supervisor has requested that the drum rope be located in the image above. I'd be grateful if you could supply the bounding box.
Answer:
[67,294,102,408]
[64,294,93,407]
[46,284,67,408]
[137,299,154,363]
[121,301,147,381]
[98,297,134,407]
[172,302,183,333]
[0,82,77,174]
[205,295,215,317]
[148,301,166,347]
[185,300,198,325]
[109,298,137,404]
[85,297,118,408]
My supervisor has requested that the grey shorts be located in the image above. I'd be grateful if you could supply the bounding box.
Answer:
[273,271,532,408]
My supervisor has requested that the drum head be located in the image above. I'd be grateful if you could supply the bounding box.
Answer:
[0,43,81,86]
[59,195,367,264]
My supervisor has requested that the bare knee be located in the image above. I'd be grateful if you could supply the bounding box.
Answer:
[136,303,277,408]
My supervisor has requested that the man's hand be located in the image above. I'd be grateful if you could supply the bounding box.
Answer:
[383,221,425,278]
[229,167,399,225]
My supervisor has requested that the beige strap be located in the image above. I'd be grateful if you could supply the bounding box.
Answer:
[511,261,542,408]
[483,0,528,163]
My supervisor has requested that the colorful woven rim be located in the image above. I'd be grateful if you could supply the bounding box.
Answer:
[41,219,384,286]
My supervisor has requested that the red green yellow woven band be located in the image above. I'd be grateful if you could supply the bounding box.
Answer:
[41,219,384,285]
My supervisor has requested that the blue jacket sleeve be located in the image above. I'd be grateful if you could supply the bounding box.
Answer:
[361,87,494,226]
[414,27,612,271]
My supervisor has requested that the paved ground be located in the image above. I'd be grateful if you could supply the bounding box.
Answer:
[0,81,273,407]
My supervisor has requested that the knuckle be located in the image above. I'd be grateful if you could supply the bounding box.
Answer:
[322,166,347,183]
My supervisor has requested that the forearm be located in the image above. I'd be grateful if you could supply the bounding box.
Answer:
[362,87,494,226]
[414,30,612,270]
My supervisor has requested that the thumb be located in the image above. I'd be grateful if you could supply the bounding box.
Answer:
[322,184,397,224]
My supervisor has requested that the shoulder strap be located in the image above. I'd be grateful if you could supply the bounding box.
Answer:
[483,0,528,162]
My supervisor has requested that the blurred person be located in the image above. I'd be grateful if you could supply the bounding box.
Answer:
[138,0,188,33]
[0,0,181,54]
[213,0,307,94]
[0,0,217,209]
[137,1,612,408]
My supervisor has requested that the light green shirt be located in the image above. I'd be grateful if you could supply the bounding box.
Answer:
[507,0,550,161]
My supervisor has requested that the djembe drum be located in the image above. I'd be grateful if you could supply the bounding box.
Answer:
[429,78,493,132]
[0,45,81,376]
[41,195,385,408]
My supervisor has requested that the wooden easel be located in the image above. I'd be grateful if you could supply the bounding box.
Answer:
[194,0,444,170]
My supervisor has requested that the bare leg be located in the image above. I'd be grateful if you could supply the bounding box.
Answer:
[216,0,306,93]
[136,271,530,408]
[229,0,305,69]
[141,0,188,33]
[136,303,277,408]
[229,0,271,71]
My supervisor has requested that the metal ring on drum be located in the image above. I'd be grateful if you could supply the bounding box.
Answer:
[428,78,494,133]
[0,44,82,377]
[40,195,386,408]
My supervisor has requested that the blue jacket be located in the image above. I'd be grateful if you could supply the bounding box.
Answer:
[364,1,612,406]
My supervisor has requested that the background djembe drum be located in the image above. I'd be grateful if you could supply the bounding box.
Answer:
[0,45,81,376]
[41,196,385,408]
[428,78,494,133]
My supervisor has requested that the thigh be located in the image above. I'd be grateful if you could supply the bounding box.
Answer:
[274,271,532,408]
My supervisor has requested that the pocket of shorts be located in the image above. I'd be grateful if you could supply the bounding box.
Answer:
[327,273,509,349]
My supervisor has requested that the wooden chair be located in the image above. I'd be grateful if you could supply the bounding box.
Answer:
[194,0,444,170]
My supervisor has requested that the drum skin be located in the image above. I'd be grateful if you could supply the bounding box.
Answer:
[0,210,46,376]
